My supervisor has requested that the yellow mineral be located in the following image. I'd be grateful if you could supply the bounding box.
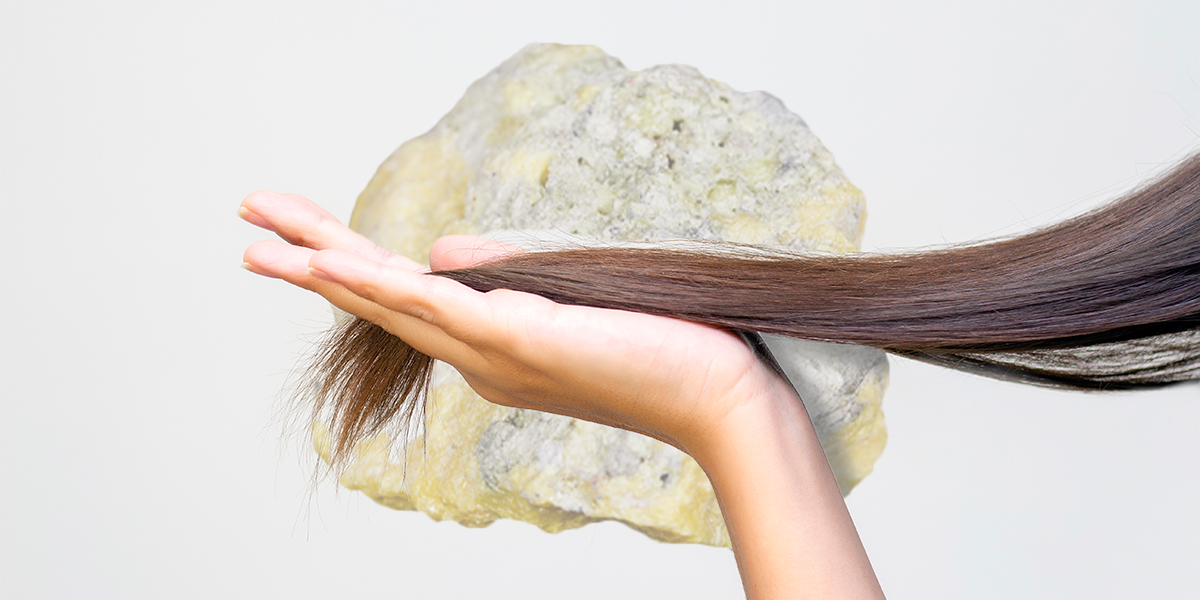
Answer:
[326,44,888,547]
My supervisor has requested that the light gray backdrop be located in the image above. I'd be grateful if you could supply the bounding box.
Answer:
[2,1,1196,598]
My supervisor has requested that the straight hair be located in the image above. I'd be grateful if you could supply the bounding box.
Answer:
[308,155,1200,463]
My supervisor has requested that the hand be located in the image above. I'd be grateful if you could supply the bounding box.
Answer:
[239,190,883,598]
[238,190,782,454]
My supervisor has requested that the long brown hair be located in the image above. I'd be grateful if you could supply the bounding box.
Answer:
[309,154,1200,462]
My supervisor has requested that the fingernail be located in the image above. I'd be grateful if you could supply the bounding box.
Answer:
[237,206,274,230]
[308,267,337,283]
[242,262,274,277]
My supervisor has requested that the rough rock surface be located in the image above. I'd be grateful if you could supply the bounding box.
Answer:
[323,44,889,547]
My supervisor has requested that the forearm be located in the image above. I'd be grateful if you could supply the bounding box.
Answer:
[686,375,884,599]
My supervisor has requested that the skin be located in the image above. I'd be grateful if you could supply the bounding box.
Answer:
[240,190,885,599]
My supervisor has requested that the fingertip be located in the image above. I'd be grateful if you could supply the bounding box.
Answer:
[307,266,338,283]
[241,190,330,222]
[430,235,524,270]
[307,247,344,270]
[307,248,367,282]
[243,238,279,260]
[237,205,273,230]
[241,261,277,278]
[240,190,280,211]
[241,240,281,278]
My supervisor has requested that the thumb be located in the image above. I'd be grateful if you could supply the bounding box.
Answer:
[430,235,525,271]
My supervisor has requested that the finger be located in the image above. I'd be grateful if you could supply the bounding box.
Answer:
[246,240,482,367]
[236,206,272,230]
[239,190,423,271]
[241,261,277,278]
[245,241,389,321]
[243,239,317,281]
[430,235,525,270]
[313,277,481,369]
[309,248,496,335]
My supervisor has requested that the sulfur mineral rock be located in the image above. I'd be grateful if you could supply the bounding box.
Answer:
[323,44,888,547]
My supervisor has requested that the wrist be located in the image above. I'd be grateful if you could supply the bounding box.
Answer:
[677,365,804,469]
[680,369,884,599]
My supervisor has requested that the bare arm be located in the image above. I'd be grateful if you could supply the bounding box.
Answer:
[240,190,884,599]
[694,372,884,598]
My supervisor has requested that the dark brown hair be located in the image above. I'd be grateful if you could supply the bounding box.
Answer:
[310,155,1200,462]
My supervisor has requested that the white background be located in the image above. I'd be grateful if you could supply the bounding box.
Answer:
[1,1,1196,598]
